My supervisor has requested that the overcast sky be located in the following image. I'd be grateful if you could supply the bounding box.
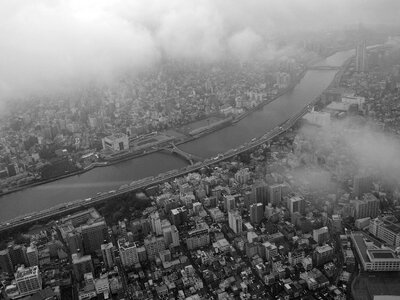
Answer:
[0,0,399,99]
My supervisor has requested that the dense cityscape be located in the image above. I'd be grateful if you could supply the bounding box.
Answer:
[2,1,400,300]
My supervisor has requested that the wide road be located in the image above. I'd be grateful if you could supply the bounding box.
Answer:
[0,49,355,223]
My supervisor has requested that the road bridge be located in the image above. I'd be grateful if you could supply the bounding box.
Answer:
[161,143,203,165]
[308,66,340,71]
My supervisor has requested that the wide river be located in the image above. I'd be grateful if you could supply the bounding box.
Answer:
[0,49,354,222]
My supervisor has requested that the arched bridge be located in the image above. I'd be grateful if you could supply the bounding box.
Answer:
[161,143,204,165]
[308,65,340,71]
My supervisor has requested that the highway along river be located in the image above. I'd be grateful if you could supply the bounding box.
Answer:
[0,49,354,222]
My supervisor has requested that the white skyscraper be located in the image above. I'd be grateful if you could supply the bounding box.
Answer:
[150,212,162,236]
[118,238,139,267]
[228,210,243,234]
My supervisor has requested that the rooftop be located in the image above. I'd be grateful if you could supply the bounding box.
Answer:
[15,266,39,279]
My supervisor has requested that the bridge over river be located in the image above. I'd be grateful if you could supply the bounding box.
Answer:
[161,143,204,165]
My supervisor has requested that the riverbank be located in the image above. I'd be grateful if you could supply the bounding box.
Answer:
[0,68,309,198]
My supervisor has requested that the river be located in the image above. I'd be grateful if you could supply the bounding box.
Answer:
[0,49,354,222]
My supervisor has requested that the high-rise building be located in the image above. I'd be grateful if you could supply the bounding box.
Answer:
[66,231,83,254]
[81,221,108,254]
[288,196,305,216]
[268,184,282,205]
[9,245,28,267]
[313,245,333,266]
[330,214,342,233]
[244,191,256,209]
[252,182,269,206]
[354,193,379,219]
[369,217,400,247]
[288,251,305,266]
[14,266,42,297]
[0,249,13,274]
[102,133,129,152]
[355,40,367,73]
[313,227,329,244]
[262,242,278,261]
[72,253,94,281]
[171,225,180,247]
[223,195,236,212]
[149,212,162,236]
[170,207,187,226]
[26,244,38,267]
[144,235,165,261]
[186,223,210,250]
[118,238,139,267]
[228,210,243,234]
[250,203,264,224]
[162,224,180,248]
[101,242,115,269]
[235,168,250,184]
[353,174,372,198]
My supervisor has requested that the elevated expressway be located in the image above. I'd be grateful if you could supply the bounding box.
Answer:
[0,87,322,235]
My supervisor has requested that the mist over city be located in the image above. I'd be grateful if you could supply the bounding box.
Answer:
[2,1,400,300]
[1,0,400,99]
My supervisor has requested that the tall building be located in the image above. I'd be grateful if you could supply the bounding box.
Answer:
[9,245,28,267]
[268,184,282,205]
[101,242,115,269]
[14,266,42,297]
[313,227,329,244]
[144,235,165,261]
[186,223,210,250]
[252,182,269,206]
[26,244,39,267]
[162,224,180,248]
[149,212,162,236]
[355,40,367,73]
[244,191,256,209]
[234,168,250,184]
[228,210,243,234]
[330,214,342,233]
[354,193,379,219]
[250,203,264,224]
[81,221,108,254]
[66,231,83,254]
[289,251,305,266]
[353,174,372,198]
[262,242,278,261]
[170,207,187,226]
[118,238,139,267]
[0,249,13,274]
[369,217,400,247]
[313,245,333,266]
[72,253,94,281]
[288,196,305,216]
[102,133,129,151]
[223,195,236,212]
[171,225,180,247]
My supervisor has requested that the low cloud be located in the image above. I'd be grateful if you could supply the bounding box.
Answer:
[0,0,399,99]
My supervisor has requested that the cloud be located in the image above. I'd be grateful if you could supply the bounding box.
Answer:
[0,0,399,99]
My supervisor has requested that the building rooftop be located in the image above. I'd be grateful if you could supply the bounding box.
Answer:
[118,238,137,250]
[15,266,39,279]
[72,253,92,264]
[315,245,333,253]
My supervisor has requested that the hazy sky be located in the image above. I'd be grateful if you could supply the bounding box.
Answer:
[0,0,399,99]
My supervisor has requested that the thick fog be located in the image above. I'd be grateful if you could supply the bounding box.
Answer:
[293,118,400,191]
[0,0,399,99]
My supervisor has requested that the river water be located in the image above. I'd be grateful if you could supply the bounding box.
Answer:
[0,49,354,222]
